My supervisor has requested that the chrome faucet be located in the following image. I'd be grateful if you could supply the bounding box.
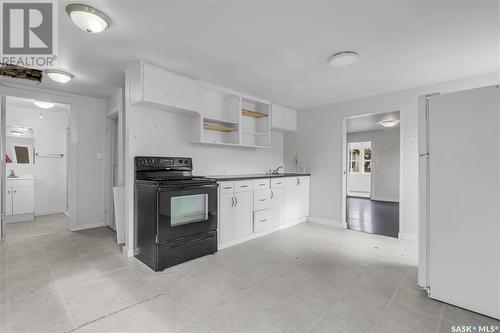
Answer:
[268,165,283,175]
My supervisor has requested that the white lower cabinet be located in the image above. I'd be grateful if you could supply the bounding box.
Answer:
[5,178,35,222]
[219,193,235,243]
[270,187,285,227]
[234,191,253,238]
[218,176,310,248]
[284,176,310,222]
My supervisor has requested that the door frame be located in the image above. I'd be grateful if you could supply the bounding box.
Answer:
[341,109,403,231]
[0,84,79,236]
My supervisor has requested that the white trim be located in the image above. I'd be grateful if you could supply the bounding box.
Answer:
[70,221,106,231]
[398,232,418,242]
[307,216,342,228]
[218,217,307,250]
[348,191,370,198]
[6,213,34,223]
[0,83,79,232]
[370,196,399,203]
[123,247,135,257]
[341,108,403,231]
[35,210,67,217]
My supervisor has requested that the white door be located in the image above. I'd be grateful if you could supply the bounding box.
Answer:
[284,177,299,222]
[297,177,310,218]
[284,108,297,131]
[427,86,499,319]
[5,188,12,216]
[233,191,253,238]
[173,74,199,112]
[270,187,285,226]
[271,104,284,129]
[13,187,34,215]
[219,193,234,243]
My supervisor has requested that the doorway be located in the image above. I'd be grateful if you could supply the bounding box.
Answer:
[1,94,73,239]
[342,111,401,238]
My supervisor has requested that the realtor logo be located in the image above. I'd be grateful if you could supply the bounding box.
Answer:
[1,0,58,68]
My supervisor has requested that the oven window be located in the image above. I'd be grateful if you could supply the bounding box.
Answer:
[170,194,208,227]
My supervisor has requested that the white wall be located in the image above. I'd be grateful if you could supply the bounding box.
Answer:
[7,105,69,215]
[348,128,400,202]
[286,72,499,242]
[124,82,284,255]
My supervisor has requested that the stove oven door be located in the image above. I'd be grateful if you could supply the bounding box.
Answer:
[157,182,217,243]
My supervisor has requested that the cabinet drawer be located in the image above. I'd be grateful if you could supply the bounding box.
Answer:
[254,209,271,233]
[219,182,234,194]
[253,178,270,190]
[254,189,271,211]
[234,180,253,193]
[270,178,285,188]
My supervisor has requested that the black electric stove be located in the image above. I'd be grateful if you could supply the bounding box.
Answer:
[134,156,218,271]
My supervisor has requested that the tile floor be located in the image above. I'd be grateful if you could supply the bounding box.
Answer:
[1,214,498,333]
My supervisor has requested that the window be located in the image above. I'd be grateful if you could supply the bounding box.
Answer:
[349,142,371,174]
[14,146,30,164]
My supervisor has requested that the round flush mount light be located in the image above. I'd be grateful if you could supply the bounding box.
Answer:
[66,4,111,33]
[33,101,55,109]
[45,69,74,83]
[379,119,400,128]
[328,51,359,67]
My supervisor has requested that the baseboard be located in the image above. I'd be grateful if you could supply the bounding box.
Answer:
[307,216,343,228]
[348,192,370,198]
[123,247,135,257]
[70,221,106,231]
[218,217,307,250]
[6,213,35,223]
[398,232,418,242]
[371,196,399,203]
[35,210,66,217]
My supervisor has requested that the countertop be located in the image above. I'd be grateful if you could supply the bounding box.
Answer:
[206,173,311,181]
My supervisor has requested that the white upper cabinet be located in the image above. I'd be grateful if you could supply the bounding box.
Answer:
[271,103,297,132]
[130,62,200,113]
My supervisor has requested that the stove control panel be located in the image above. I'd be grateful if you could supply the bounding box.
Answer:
[135,156,192,170]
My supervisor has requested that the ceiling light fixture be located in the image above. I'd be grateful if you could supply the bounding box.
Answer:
[33,101,55,109]
[45,69,74,83]
[66,4,111,33]
[379,119,400,128]
[10,130,23,136]
[328,51,359,67]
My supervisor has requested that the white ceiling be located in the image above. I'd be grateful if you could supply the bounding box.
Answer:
[347,111,400,133]
[1,1,498,109]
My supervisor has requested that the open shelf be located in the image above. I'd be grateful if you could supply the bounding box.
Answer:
[241,109,268,118]
[203,117,238,125]
[203,122,237,133]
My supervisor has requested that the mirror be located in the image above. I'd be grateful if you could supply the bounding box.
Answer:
[14,146,30,164]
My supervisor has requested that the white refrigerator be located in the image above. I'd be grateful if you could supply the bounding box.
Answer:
[418,85,500,319]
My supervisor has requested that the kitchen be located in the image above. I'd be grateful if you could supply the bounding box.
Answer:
[0,1,499,333]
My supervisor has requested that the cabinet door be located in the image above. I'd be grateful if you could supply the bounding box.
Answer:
[143,63,174,106]
[297,177,310,218]
[219,193,234,243]
[283,108,298,131]
[284,177,300,222]
[271,104,284,129]
[13,187,34,215]
[234,191,253,238]
[270,187,285,226]
[5,188,13,216]
[173,74,200,112]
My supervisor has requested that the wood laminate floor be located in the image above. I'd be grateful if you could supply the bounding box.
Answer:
[347,196,399,238]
